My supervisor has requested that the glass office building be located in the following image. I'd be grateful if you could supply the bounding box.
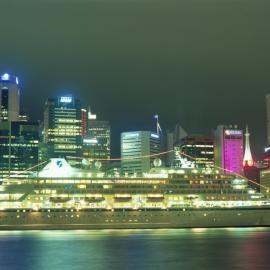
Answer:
[121,131,160,175]
[174,135,214,169]
[43,95,82,167]
[0,121,39,176]
[0,73,20,122]
[83,114,111,169]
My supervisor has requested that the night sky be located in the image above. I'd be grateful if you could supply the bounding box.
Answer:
[0,0,270,158]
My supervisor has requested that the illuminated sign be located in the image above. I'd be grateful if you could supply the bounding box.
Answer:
[1,73,10,81]
[225,130,242,136]
[265,147,270,153]
[56,160,63,168]
[83,138,98,144]
[1,74,19,85]
[60,96,73,103]
[151,133,159,139]
[123,133,139,138]
[38,158,74,178]
[88,112,97,120]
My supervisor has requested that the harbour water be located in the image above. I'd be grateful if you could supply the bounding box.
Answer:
[0,228,270,270]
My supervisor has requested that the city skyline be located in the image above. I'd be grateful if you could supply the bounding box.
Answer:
[1,2,270,270]
[0,71,268,160]
[0,0,270,159]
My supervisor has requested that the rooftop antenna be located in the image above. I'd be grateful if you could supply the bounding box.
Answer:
[154,114,162,136]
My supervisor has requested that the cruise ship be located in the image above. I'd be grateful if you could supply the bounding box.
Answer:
[0,158,270,230]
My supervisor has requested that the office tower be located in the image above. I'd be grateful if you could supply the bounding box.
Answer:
[165,130,174,167]
[0,73,20,122]
[266,94,270,146]
[174,135,215,169]
[19,112,30,122]
[81,108,87,137]
[82,108,110,169]
[43,95,82,167]
[263,147,270,169]
[121,131,160,175]
[214,125,243,174]
[0,121,39,176]
[260,169,270,194]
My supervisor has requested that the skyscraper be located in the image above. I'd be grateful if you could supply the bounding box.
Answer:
[82,108,110,169]
[43,95,82,167]
[0,121,39,176]
[81,108,87,138]
[121,131,160,175]
[263,147,270,169]
[174,135,215,169]
[214,125,243,174]
[0,73,20,122]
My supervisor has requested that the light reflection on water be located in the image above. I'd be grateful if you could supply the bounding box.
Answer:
[0,227,270,270]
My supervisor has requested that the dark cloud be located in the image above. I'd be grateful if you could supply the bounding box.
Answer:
[0,0,269,157]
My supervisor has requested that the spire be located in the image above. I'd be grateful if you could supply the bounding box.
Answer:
[243,125,254,167]
[154,114,162,135]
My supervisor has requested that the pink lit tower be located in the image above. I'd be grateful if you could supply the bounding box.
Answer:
[214,125,244,175]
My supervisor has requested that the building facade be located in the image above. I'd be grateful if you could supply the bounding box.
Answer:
[121,131,160,175]
[83,117,111,169]
[174,135,214,169]
[43,95,82,167]
[260,169,270,195]
[262,147,270,169]
[0,121,39,176]
[81,108,87,137]
[0,73,20,122]
[214,125,243,174]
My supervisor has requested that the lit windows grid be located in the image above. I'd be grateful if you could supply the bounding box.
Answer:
[175,140,215,169]
[44,98,83,163]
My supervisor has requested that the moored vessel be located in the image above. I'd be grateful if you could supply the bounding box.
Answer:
[0,158,270,230]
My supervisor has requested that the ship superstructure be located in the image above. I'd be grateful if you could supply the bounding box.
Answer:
[0,158,269,229]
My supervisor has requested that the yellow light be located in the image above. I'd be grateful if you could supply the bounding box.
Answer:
[115,194,131,198]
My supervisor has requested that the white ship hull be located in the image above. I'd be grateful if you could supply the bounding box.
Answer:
[1,208,270,230]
